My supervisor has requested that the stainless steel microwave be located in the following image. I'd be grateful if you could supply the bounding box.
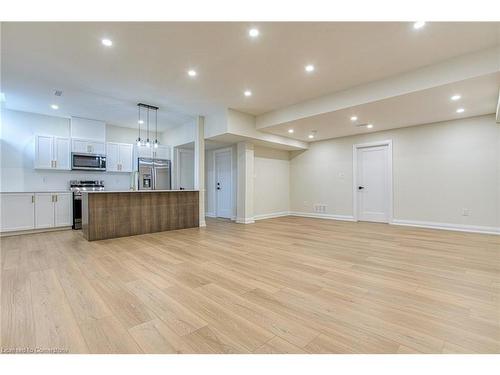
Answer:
[71,153,106,171]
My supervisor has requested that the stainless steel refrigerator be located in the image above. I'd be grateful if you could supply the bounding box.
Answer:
[138,158,171,190]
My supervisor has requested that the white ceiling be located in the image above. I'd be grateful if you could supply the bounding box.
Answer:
[2,22,499,132]
[263,73,500,141]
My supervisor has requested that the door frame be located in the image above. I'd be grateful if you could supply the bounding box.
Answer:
[352,140,393,223]
[213,147,233,219]
[174,147,194,190]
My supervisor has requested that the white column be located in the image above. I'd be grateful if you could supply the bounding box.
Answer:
[194,116,206,227]
[236,141,254,224]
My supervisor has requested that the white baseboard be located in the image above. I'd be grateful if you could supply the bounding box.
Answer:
[253,211,291,221]
[392,219,500,235]
[0,226,73,237]
[205,212,216,218]
[210,210,499,235]
[236,217,255,224]
[289,211,356,222]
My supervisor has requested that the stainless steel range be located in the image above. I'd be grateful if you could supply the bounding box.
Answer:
[70,180,104,229]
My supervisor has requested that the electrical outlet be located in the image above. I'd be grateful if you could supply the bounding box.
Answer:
[313,204,327,213]
[462,208,470,216]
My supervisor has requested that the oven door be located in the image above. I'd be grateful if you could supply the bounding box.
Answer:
[73,193,82,229]
[72,153,106,171]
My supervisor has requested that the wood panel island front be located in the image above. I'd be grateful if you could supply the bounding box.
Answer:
[82,190,199,241]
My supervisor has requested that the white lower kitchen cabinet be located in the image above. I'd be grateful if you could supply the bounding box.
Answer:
[0,193,35,232]
[35,192,73,229]
[1,192,72,234]
[54,193,72,227]
[35,193,55,229]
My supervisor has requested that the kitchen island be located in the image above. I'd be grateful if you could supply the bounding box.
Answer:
[82,190,199,241]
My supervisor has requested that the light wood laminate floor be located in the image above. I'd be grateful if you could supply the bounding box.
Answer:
[1,217,499,354]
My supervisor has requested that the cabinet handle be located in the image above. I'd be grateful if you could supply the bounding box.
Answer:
[55,195,58,202]
[32,195,35,203]
[54,160,57,168]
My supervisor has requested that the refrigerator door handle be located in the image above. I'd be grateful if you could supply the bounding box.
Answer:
[153,165,157,190]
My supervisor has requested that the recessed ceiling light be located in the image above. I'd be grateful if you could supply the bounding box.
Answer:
[366,124,373,129]
[350,116,358,121]
[413,21,426,30]
[244,90,252,97]
[451,94,461,101]
[288,129,294,134]
[308,134,314,139]
[305,64,315,73]
[101,38,113,47]
[456,108,465,113]
[50,104,59,110]
[187,69,197,77]
[138,120,144,124]
[248,28,260,38]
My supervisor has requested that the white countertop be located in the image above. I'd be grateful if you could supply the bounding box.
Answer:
[84,189,198,193]
[1,191,71,193]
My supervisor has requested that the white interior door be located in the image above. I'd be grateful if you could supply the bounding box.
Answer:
[178,149,194,189]
[356,144,391,223]
[215,150,232,219]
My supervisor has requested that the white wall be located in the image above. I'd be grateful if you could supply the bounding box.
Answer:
[290,114,500,230]
[161,121,196,147]
[0,109,157,192]
[254,146,290,218]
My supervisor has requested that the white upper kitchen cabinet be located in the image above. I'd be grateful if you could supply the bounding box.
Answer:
[0,193,35,232]
[136,144,153,158]
[35,135,53,169]
[72,139,106,155]
[35,135,71,170]
[153,145,171,160]
[107,142,133,172]
[54,137,71,170]
[119,143,134,172]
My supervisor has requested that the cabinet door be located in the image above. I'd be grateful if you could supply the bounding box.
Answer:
[0,193,35,232]
[106,142,119,172]
[35,135,54,169]
[90,141,106,155]
[154,145,170,160]
[119,143,134,172]
[72,139,89,154]
[54,193,72,227]
[54,137,71,170]
[35,193,55,229]
[136,145,152,158]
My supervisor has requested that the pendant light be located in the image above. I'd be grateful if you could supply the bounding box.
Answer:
[146,107,150,148]
[154,108,159,148]
[136,105,142,146]
[137,103,159,148]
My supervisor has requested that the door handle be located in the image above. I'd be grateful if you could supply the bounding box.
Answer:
[216,182,221,190]
[358,186,364,190]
